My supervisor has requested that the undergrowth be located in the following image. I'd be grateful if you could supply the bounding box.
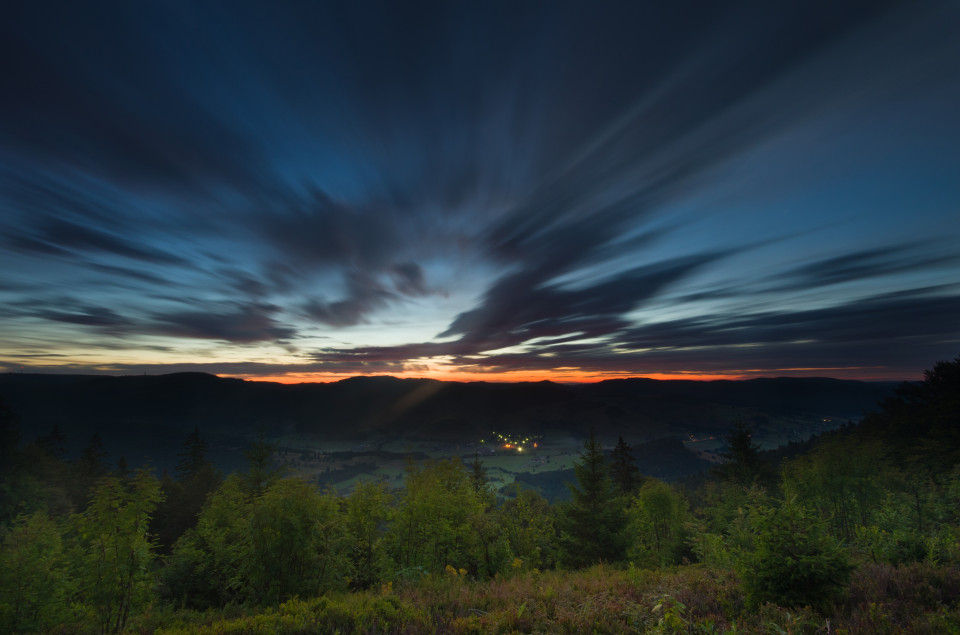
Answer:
[135,562,960,634]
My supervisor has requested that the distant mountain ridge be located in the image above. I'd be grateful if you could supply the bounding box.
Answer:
[1,372,897,445]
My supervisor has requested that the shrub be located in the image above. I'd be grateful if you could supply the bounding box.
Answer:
[738,498,853,612]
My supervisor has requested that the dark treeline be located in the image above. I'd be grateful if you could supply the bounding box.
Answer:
[1,356,958,633]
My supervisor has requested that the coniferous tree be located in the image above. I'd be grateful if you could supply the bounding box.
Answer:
[0,397,19,468]
[69,433,109,511]
[116,456,130,480]
[610,436,642,495]
[714,422,772,489]
[860,354,960,474]
[0,398,26,525]
[153,429,222,552]
[557,427,627,567]
[78,433,108,480]
[470,452,490,495]
[176,427,210,481]
[36,424,67,461]
[242,430,280,498]
[738,497,853,611]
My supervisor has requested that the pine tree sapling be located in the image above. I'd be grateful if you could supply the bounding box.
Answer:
[738,497,853,612]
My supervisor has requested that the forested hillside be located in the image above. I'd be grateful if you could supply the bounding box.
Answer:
[0,373,893,460]
[0,357,958,633]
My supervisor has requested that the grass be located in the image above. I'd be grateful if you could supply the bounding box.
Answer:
[128,562,960,634]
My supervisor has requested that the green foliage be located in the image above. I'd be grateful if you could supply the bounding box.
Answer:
[152,462,222,554]
[0,510,73,633]
[72,469,164,634]
[246,479,348,604]
[499,486,557,570]
[148,594,429,635]
[737,498,853,611]
[385,458,491,576]
[5,354,960,631]
[343,479,393,589]
[166,475,348,608]
[557,428,628,567]
[693,485,771,571]
[469,453,489,495]
[0,451,47,529]
[862,354,960,474]
[783,435,887,542]
[162,474,252,609]
[153,428,222,553]
[627,479,691,568]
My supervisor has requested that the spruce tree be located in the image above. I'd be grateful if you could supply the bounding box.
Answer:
[153,428,223,552]
[558,427,627,567]
[176,427,210,481]
[610,436,642,495]
[0,397,20,469]
[242,430,279,497]
[470,452,489,495]
[714,421,772,488]
[37,424,67,461]
[79,433,108,480]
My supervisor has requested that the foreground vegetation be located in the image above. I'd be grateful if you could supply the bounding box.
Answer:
[1,356,958,633]
[123,562,957,634]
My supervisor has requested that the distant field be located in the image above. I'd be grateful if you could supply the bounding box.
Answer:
[268,411,848,497]
[270,433,591,495]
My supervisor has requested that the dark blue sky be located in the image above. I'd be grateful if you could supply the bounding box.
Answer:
[2,0,958,382]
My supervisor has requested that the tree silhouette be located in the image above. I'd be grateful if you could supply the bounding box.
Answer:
[78,433,108,480]
[610,436,642,495]
[714,422,772,488]
[242,430,280,498]
[37,424,67,461]
[0,397,20,469]
[557,427,627,567]
[176,427,210,481]
[470,452,489,495]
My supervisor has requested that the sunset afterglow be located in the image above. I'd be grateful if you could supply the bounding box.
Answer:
[2,2,958,383]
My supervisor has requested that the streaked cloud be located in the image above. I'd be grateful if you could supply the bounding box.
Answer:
[1,0,958,381]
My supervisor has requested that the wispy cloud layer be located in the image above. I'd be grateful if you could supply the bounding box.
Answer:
[1,1,958,380]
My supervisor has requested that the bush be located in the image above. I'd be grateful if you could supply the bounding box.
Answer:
[738,498,853,612]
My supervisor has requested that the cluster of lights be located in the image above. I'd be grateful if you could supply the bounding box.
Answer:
[480,431,540,453]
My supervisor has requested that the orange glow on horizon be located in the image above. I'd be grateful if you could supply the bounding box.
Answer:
[226,368,747,384]
[221,363,905,384]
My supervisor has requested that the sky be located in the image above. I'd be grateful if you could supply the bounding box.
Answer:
[1,0,958,383]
